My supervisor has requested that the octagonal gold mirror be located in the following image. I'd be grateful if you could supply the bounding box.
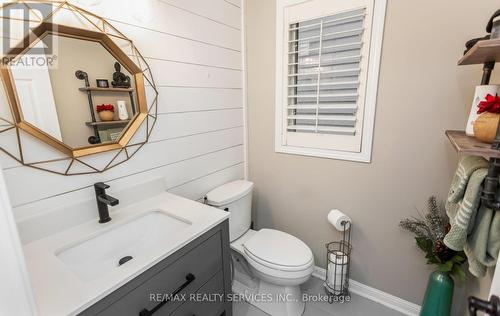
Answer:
[0,1,158,175]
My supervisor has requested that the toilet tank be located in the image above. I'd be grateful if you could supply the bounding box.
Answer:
[205,180,253,242]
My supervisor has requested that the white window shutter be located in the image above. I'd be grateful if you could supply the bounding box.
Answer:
[275,0,386,162]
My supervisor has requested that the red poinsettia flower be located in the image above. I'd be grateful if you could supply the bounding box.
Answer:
[96,104,114,112]
[477,94,500,114]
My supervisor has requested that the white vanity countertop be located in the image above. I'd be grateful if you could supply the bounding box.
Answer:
[22,192,229,316]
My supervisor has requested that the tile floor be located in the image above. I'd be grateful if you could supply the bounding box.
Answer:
[232,276,404,316]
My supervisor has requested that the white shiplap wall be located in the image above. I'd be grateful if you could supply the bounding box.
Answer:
[1,0,245,243]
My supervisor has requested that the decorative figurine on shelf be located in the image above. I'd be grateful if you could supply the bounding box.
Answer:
[111,62,131,88]
[96,104,115,121]
[473,93,500,143]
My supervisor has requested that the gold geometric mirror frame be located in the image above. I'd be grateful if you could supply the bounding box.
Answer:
[0,1,158,175]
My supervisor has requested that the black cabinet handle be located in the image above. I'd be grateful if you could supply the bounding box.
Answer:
[469,295,500,316]
[139,273,196,316]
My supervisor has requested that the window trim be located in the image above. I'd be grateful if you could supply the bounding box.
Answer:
[274,0,387,163]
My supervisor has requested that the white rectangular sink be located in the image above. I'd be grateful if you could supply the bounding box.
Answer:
[23,192,229,316]
[55,210,192,282]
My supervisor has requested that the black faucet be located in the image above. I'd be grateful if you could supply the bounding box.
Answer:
[94,182,119,223]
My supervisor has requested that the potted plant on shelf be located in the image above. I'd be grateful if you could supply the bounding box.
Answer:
[96,104,115,122]
[473,93,500,143]
[400,196,467,316]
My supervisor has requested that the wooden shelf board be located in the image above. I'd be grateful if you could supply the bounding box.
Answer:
[79,87,133,92]
[85,120,130,127]
[458,38,500,65]
[446,130,500,158]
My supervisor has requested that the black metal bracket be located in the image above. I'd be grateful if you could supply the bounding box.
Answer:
[481,61,496,85]
[469,295,500,316]
[75,70,100,143]
[478,61,500,211]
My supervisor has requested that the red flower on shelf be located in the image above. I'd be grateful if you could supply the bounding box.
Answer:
[477,94,500,114]
[96,104,114,112]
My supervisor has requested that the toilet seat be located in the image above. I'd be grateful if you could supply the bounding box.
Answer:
[245,252,314,282]
[243,229,313,272]
[244,249,313,272]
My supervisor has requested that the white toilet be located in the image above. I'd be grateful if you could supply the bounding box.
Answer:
[205,180,314,316]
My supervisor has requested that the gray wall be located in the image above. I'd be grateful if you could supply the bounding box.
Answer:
[245,0,499,306]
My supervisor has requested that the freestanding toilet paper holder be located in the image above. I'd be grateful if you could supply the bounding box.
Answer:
[324,221,352,302]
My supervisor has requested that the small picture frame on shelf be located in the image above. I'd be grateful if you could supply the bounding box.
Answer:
[96,79,109,88]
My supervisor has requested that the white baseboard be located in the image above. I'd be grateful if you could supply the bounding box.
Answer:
[312,266,421,316]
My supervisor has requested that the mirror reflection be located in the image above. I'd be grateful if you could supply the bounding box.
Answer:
[10,34,137,148]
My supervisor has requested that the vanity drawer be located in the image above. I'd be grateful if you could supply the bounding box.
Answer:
[170,271,224,316]
[95,231,223,316]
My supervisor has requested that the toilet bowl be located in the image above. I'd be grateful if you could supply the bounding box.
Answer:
[205,180,314,316]
[231,229,314,316]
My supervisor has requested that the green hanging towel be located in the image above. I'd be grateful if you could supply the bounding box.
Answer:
[444,155,500,277]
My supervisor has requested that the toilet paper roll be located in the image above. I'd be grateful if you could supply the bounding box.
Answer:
[326,251,349,294]
[327,262,347,292]
[327,209,351,231]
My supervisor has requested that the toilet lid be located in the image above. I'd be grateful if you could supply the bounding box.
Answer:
[205,180,253,206]
[243,229,313,269]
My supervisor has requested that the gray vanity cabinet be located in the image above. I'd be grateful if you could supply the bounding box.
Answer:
[79,220,232,316]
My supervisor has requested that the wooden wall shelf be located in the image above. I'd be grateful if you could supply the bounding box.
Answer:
[445,130,500,158]
[79,87,133,92]
[458,38,500,65]
[85,120,130,127]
